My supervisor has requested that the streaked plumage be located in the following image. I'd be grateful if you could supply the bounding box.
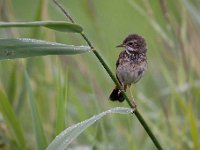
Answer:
[109,34,147,102]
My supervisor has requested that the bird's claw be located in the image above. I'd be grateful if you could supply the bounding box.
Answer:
[118,89,125,95]
[131,97,137,113]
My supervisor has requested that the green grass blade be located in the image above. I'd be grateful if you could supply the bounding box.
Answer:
[0,21,83,33]
[0,38,91,60]
[47,107,133,150]
[24,71,47,150]
[188,103,199,150]
[0,88,26,149]
[7,64,17,103]
[55,68,68,135]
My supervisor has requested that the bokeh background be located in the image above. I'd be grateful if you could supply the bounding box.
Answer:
[0,0,200,149]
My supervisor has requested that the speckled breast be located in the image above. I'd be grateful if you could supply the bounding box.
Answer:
[116,52,147,85]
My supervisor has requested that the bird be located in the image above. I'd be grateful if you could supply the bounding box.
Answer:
[109,34,147,102]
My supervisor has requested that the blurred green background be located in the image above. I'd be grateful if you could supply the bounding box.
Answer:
[0,0,200,149]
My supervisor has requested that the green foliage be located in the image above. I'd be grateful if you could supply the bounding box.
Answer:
[24,71,47,150]
[0,0,200,150]
[0,38,90,60]
[47,107,133,150]
[0,88,26,149]
[55,66,68,135]
[0,21,83,33]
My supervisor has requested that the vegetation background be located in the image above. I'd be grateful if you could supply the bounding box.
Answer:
[0,0,200,149]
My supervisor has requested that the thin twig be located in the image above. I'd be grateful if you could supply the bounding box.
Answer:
[53,0,75,23]
[53,0,163,149]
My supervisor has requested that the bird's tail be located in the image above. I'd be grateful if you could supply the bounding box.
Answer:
[109,86,125,102]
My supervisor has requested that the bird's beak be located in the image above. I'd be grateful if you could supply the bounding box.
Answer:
[116,43,125,48]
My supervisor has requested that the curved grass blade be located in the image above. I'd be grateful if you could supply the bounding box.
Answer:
[24,71,47,150]
[0,38,91,60]
[0,21,83,33]
[0,88,26,149]
[46,107,133,150]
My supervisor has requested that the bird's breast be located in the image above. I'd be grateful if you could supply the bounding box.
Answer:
[116,60,147,85]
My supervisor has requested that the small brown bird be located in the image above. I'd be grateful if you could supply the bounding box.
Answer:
[109,34,147,102]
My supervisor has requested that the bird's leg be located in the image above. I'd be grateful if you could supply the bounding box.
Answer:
[118,83,126,95]
[129,85,137,108]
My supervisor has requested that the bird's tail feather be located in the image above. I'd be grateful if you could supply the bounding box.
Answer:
[109,86,125,102]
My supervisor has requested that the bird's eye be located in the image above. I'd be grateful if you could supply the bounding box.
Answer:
[128,42,133,46]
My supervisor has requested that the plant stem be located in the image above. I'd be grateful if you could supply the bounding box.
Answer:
[134,110,162,149]
[53,0,163,149]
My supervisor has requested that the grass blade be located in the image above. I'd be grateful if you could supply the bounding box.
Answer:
[24,71,47,150]
[0,88,26,149]
[0,21,83,33]
[183,0,200,26]
[0,38,91,60]
[47,107,133,150]
[127,0,174,47]
[7,64,17,103]
[188,103,199,150]
[55,67,68,135]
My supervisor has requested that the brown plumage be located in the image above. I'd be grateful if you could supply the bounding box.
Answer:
[109,34,147,102]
